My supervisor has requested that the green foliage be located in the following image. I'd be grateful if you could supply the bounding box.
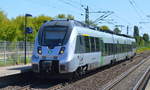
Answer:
[0,10,55,42]
[135,36,145,46]
[0,57,31,67]
[27,15,53,42]
[56,14,66,19]
[133,25,150,48]
[56,14,74,20]
[67,14,74,20]
[133,26,139,37]
[100,25,110,30]
[136,46,150,53]
[143,33,149,42]
[142,33,150,46]
[113,27,121,34]
[88,20,97,26]
[0,11,77,42]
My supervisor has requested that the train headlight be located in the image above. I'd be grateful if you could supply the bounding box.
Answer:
[37,47,42,54]
[59,47,65,54]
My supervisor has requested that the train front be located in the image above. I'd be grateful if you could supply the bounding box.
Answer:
[32,20,74,76]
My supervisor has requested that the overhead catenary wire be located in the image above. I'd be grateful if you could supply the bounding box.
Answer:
[131,0,146,16]
[128,0,143,20]
[128,0,150,35]
[93,12,114,24]
[57,0,82,11]
[130,0,150,31]
[113,14,131,25]
[25,0,83,20]
[56,0,85,20]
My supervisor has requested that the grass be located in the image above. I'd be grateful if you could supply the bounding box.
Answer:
[136,46,150,54]
[0,60,15,67]
[0,58,31,67]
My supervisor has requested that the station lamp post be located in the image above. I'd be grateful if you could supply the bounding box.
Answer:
[24,14,32,65]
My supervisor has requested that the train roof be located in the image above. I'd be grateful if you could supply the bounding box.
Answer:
[44,19,134,39]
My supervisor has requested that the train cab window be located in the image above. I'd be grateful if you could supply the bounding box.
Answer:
[42,26,67,46]
[90,37,96,52]
[84,36,90,53]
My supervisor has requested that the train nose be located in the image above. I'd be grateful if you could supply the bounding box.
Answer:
[40,60,59,73]
[40,46,64,56]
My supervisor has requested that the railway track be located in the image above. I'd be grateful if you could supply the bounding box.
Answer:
[102,56,150,90]
[1,51,150,90]
[133,66,150,90]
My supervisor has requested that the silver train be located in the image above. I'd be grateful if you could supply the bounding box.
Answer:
[32,19,136,77]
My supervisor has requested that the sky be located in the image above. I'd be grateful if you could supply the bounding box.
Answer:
[0,0,150,36]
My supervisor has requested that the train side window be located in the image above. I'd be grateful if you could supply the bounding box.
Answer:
[113,44,116,54]
[95,38,100,51]
[84,36,90,53]
[117,44,119,53]
[110,43,112,55]
[90,37,96,52]
[75,36,85,53]
[121,44,122,53]
[122,44,124,53]
[99,39,102,51]
[107,44,109,55]
[125,44,127,52]
[104,43,108,56]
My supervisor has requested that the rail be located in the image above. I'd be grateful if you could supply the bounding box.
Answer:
[133,66,150,90]
[102,56,150,90]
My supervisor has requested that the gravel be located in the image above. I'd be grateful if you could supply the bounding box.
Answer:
[0,51,150,90]
[60,51,150,90]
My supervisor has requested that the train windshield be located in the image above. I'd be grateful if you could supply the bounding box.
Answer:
[42,26,67,46]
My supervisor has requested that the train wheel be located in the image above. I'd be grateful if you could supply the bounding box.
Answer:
[71,66,87,81]
[110,59,116,65]
[126,56,129,60]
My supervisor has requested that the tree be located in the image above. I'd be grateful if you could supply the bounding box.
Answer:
[56,14,66,19]
[11,16,25,41]
[143,33,149,42]
[100,25,110,30]
[133,25,141,46]
[0,10,13,41]
[32,15,53,32]
[87,20,97,26]
[143,33,149,46]
[0,11,82,42]
[27,15,53,42]
[113,27,121,34]
[139,36,145,46]
[133,26,139,37]
[67,14,74,20]
[56,14,75,20]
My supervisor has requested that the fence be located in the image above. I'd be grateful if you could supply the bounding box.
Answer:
[0,41,34,66]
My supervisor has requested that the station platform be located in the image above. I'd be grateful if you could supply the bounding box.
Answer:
[0,64,32,78]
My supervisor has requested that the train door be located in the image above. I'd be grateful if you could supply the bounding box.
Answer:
[99,39,105,66]
[75,35,85,66]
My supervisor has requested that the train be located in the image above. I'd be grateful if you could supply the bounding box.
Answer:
[31,19,136,78]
